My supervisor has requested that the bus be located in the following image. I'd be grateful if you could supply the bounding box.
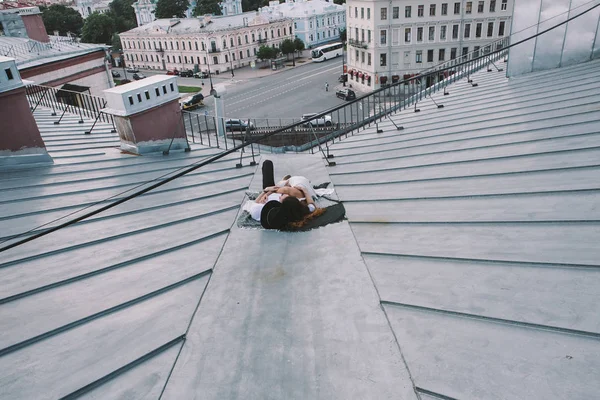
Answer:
[311,42,343,62]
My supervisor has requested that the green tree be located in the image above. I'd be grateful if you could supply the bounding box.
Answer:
[280,38,295,59]
[193,0,222,16]
[81,13,115,45]
[111,33,122,51]
[108,0,137,32]
[154,0,189,18]
[256,45,276,67]
[333,0,344,4]
[293,37,305,55]
[339,27,347,43]
[40,5,84,36]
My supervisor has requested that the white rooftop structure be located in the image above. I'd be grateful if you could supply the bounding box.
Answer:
[0,55,22,93]
[103,75,179,116]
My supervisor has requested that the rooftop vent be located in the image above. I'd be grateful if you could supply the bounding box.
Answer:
[169,18,180,27]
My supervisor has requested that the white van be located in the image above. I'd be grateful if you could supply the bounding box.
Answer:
[301,113,333,127]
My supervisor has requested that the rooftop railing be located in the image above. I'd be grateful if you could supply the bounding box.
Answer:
[25,84,116,135]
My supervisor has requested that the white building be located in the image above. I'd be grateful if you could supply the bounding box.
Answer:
[131,0,242,27]
[120,13,293,74]
[75,0,111,18]
[346,0,513,90]
[258,0,346,49]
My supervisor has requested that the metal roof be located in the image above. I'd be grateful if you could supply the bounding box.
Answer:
[1,57,600,399]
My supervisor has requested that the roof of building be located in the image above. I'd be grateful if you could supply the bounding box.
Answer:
[1,56,600,399]
[122,12,291,36]
[0,36,107,69]
[259,0,345,18]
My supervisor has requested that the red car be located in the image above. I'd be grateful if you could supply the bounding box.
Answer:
[166,69,180,76]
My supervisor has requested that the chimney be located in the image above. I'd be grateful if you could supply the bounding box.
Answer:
[19,7,50,43]
[102,76,188,155]
[0,57,52,168]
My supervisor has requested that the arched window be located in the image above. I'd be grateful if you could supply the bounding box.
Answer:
[182,41,185,50]
[195,42,198,50]
[184,56,188,63]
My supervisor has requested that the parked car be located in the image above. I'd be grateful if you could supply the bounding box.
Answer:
[182,93,204,111]
[338,74,347,83]
[194,71,210,79]
[180,69,194,77]
[166,69,180,76]
[126,67,139,73]
[111,70,121,78]
[336,88,356,101]
[225,118,255,132]
[301,113,333,127]
[132,73,146,80]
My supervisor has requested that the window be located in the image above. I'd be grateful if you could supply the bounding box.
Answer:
[405,28,411,43]
[178,56,181,63]
[362,29,365,41]
[487,22,494,37]
[498,21,505,36]
[225,54,228,63]
[381,7,387,19]
[418,5,424,16]
[474,46,480,57]
[380,53,386,66]
[368,53,371,65]
[380,30,387,44]
[354,7,357,18]
[452,24,459,39]
[239,51,243,59]
[195,42,199,50]
[355,49,359,59]
[277,29,280,37]
[466,1,472,13]
[162,85,167,94]
[155,88,160,96]
[476,22,482,38]
[429,26,435,41]
[393,6,399,18]
[441,3,448,15]
[478,1,484,12]
[247,49,251,57]
[440,25,447,40]
[430,4,436,16]
[176,42,179,50]
[368,30,372,42]
[367,8,370,19]
[137,93,142,103]
[361,51,365,63]
[450,47,457,59]
[462,47,469,58]
[405,6,411,17]
[417,27,423,41]
[167,55,170,62]
[5,68,13,80]
[213,56,218,64]
[128,96,134,105]
[184,56,188,64]
[439,48,445,61]
[490,0,496,11]
[501,0,507,10]
[416,50,422,63]
[170,83,174,92]
[144,91,150,100]
[454,2,460,14]
[284,27,287,35]
[361,7,364,18]
[464,23,471,38]
[427,49,434,62]
[355,27,359,39]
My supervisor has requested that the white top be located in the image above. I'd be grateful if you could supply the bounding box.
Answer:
[244,192,316,222]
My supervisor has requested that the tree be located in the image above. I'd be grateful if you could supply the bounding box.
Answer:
[40,5,84,36]
[256,45,276,67]
[333,0,344,4]
[111,33,122,51]
[154,0,190,18]
[293,37,305,55]
[339,27,347,43]
[108,0,137,32]
[193,0,222,16]
[280,39,295,60]
[81,13,115,45]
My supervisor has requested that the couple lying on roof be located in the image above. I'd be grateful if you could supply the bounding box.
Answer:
[243,160,319,230]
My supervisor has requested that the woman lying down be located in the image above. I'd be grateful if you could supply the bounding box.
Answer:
[242,160,318,230]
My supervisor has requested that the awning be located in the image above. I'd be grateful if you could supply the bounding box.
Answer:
[358,72,363,78]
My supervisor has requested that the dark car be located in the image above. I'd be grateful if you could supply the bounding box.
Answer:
[225,118,255,132]
[180,69,194,77]
[132,73,146,80]
[336,88,356,101]
[338,74,347,83]
[111,70,121,78]
[182,93,204,111]
[194,71,210,79]
[126,67,139,73]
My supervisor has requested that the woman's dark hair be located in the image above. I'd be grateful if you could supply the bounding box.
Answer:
[281,196,310,222]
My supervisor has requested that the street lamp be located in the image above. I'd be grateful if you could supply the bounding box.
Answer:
[228,49,234,78]
[205,50,215,96]
[342,41,346,87]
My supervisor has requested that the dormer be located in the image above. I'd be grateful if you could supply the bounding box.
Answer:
[0,57,22,94]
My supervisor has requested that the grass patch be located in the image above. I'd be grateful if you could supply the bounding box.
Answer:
[178,85,202,93]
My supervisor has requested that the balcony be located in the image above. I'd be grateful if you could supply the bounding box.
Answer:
[257,38,267,44]
[208,48,221,53]
[348,38,368,49]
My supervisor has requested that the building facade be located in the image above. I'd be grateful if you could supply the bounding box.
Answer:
[259,0,345,49]
[120,13,293,74]
[75,0,111,18]
[131,0,241,27]
[346,0,513,90]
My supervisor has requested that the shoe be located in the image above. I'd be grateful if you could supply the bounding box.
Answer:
[313,182,330,189]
